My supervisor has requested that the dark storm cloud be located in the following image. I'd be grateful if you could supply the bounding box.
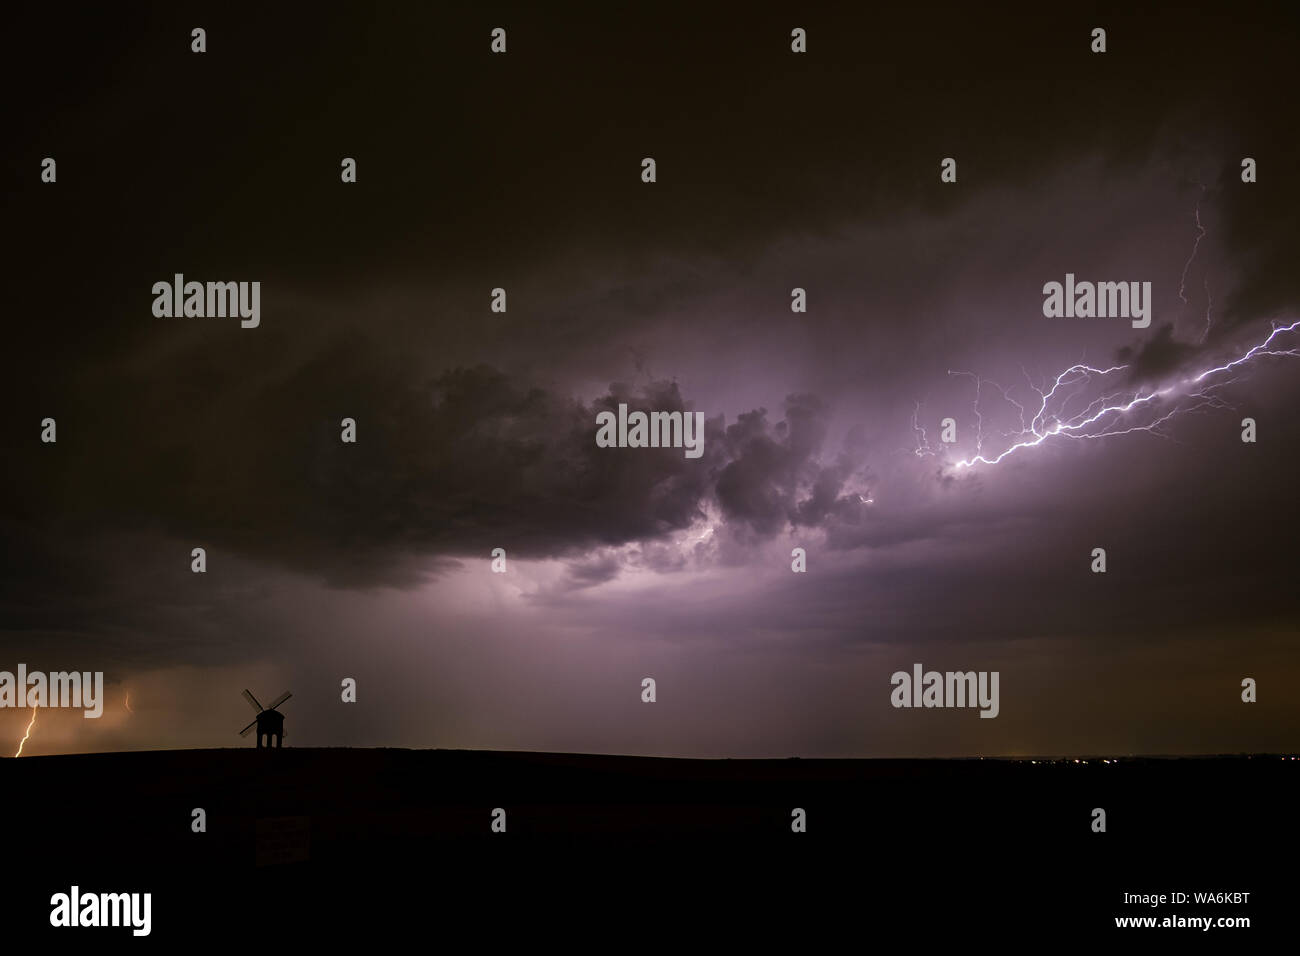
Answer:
[0,522,283,668]
[559,552,623,591]
[0,356,699,588]
[6,4,1295,315]
[1,331,874,594]
[1116,323,1201,383]
[1214,146,1300,329]
[714,394,870,537]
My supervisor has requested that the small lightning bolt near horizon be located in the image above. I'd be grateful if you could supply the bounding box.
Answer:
[13,706,37,758]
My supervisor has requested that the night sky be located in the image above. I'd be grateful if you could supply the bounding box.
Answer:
[3,2,1298,757]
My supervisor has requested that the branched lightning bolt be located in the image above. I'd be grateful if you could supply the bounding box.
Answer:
[948,371,986,454]
[921,190,1297,471]
[916,372,1033,459]
[1190,319,1300,383]
[13,706,37,758]
[1201,276,1213,345]
[1179,186,1206,303]
[1179,182,1214,344]
[950,319,1300,469]
[911,401,934,457]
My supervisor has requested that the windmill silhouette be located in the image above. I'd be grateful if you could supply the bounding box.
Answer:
[239,689,292,749]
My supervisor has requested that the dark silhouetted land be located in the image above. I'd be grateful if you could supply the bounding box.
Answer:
[4,749,1289,941]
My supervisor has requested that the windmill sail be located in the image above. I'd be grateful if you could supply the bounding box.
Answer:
[238,688,292,742]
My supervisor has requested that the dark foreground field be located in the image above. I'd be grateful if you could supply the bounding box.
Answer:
[2,749,1291,942]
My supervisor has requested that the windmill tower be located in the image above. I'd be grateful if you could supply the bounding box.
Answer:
[239,689,292,749]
